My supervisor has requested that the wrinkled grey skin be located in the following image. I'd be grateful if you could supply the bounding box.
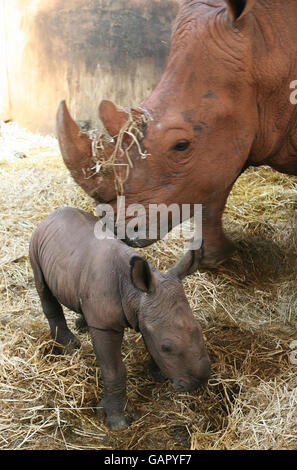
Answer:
[29,207,210,430]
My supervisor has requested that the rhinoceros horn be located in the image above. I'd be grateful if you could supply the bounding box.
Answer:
[56,100,93,189]
[56,100,119,202]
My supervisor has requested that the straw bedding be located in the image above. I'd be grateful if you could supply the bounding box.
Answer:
[0,121,296,450]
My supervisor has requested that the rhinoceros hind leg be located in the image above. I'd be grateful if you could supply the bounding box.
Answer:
[75,314,89,334]
[38,283,80,354]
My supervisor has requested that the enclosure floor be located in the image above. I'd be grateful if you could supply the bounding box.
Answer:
[0,122,296,450]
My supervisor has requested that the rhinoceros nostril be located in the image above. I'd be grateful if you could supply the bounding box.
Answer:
[173,380,186,392]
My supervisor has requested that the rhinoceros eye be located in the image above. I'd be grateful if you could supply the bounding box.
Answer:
[173,141,190,152]
[161,344,171,353]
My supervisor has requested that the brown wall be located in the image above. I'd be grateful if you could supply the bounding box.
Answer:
[0,0,179,134]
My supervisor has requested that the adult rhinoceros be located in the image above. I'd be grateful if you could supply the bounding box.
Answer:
[57,0,297,268]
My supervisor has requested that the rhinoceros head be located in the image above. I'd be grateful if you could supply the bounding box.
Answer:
[129,249,211,392]
[57,0,259,266]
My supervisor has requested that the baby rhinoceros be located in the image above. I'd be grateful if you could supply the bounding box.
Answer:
[29,207,210,430]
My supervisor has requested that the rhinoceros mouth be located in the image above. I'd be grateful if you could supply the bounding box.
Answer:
[172,376,208,392]
[94,211,158,247]
[124,237,155,248]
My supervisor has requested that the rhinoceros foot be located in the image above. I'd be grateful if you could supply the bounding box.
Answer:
[105,414,129,431]
[96,402,130,431]
[53,332,81,355]
[96,398,141,430]
[199,238,235,269]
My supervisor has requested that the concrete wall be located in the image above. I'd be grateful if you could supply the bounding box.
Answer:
[0,0,179,134]
[0,0,11,121]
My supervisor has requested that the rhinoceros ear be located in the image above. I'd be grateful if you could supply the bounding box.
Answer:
[130,256,156,294]
[99,100,129,138]
[167,246,204,281]
[224,0,257,21]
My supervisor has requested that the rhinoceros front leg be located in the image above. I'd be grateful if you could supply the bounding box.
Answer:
[199,184,235,268]
[89,327,129,430]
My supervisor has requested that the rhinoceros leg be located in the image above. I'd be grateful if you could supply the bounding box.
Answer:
[89,327,130,430]
[38,284,80,354]
[200,184,235,268]
[30,257,80,354]
[75,314,89,333]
